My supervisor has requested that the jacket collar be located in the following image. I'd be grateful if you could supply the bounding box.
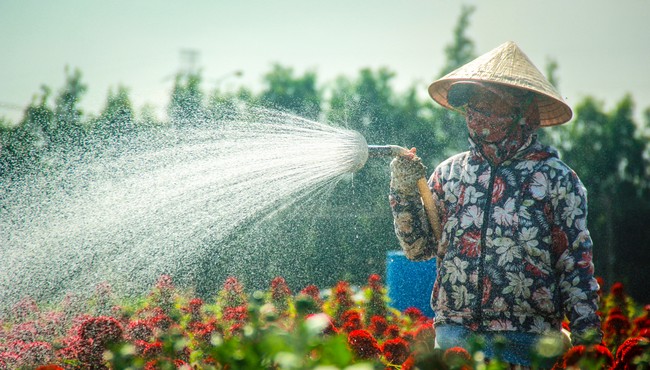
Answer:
[468,135,559,165]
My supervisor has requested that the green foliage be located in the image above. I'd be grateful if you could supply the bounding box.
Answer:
[52,67,88,146]
[96,85,135,136]
[438,5,476,78]
[169,72,207,126]
[548,95,650,298]
[259,64,322,121]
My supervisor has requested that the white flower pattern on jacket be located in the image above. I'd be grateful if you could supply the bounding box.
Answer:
[389,137,602,343]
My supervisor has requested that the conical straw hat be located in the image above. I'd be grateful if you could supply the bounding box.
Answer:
[428,41,572,126]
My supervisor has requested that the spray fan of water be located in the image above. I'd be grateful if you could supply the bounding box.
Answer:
[0,106,370,307]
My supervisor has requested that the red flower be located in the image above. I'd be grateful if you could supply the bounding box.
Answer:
[604,313,631,338]
[412,322,436,342]
[298,284,323,309]
[223,276,244,293]
[219,277,247,308]
[639,328,650,339]
[271,276,292,313]
[142,340,163,358]
[154,274,175,290]
[382,337,410,365]
[11,297,39,321]
[271,277,292,300]
[188,298,204,311]
[444,346,472,369]
[342,310,362,333]
[384,324,401,339]
[300,285,321,301]
[614,337,649,370]
[35,366,64,370]
[401,355,416,370]
[347,329,381,360]
[78,316,123,345]
[368,274,382,290]
[149,311,173,331]
[561,344,613,369]
[222,305,248,323]
[404,307,424,322]
[611,282,625,298]
[189,320,219,342]
[334,281,353,307]
[368,315,388,338]
[127,320,154,341]
[8,321,40,343]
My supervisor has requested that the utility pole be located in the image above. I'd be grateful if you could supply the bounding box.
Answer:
[180,49,200,77]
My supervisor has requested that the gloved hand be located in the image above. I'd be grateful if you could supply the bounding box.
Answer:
[390,148,427,197]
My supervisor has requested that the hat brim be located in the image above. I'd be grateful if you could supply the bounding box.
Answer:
[427,41,573,127]
[429,78,572,127]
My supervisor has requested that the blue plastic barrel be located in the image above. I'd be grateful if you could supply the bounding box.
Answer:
[385,250,436,317]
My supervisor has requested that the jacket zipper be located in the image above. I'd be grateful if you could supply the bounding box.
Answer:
[475,163,497,329]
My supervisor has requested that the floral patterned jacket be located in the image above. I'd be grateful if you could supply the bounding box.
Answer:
[389,137,602,343]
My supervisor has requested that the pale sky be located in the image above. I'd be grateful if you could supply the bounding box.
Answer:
[1,0,649,124]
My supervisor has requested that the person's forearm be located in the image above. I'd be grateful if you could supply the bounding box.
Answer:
[389,190,436,261]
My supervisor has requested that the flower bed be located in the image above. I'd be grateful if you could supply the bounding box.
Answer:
[0,274,648,369]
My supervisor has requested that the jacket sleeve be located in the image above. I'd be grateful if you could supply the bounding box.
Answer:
[552,169,603,345]
[389,176,438,262]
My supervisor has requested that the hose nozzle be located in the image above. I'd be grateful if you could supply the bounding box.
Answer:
[348,143,412,173]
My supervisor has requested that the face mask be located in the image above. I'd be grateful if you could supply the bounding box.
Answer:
[465,95,540,165]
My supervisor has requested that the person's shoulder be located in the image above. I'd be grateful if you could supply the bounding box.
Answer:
[435,150,471,171]
[531,143,583,182]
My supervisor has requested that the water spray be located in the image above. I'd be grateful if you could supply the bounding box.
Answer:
[347,132,442,242]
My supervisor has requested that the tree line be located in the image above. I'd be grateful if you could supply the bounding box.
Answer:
[2,6,649,301]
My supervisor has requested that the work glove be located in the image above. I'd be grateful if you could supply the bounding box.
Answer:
[390,149,427,197]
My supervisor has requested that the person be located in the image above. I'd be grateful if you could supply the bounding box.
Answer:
[389,41,603,367]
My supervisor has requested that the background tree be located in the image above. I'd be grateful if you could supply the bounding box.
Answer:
[259,64,321,121]
[95,85,135,137]
[52,67,87,147]
[168,72,207,126]
[551,96,650,296]
[429,5,476,160]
